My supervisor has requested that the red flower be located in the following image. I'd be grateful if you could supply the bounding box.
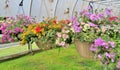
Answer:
[109,16,118,21]
[53,20,57,24]
[35,27,42,33]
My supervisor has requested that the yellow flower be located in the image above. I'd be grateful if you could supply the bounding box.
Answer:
[28,25,33,29]
[20,40,26,45]
[32,29,37,34]
[41,28,44,32]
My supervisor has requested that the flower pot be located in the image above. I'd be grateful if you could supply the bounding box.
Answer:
[74,39,94,59]
[35,41,54,50]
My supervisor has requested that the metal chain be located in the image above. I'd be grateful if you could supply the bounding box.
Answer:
[72,0,78,17]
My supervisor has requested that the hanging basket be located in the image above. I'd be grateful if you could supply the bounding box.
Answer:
[35,41,54,50]
[74,39,94,59]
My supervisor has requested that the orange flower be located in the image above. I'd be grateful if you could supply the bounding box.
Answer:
[53,20,57,24]
[35,27,42,33]
[65,20,70,24]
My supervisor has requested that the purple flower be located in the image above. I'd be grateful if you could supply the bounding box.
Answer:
[2,37,6,43]
[7,30,12,34]
[105,52,115,62]
[74,26,82,33]
[26,16,31,20]
[89,22,98,27]
[105,8,112,16]
[0,23,6,31]
[117,60,120,69]
[110,53,115,62]
[71,16,77,22]
[73,21,80,26]
[98,54,102,59]
[72,21,82,33]
[94,38,105,47]
[97,13,104,19]
[102,42,109,49]
[108,41,115,48]
[14,27,23,34]
[104,61,109,65]
[90,14,99,21]
[90,44,97,51]
[8,38,14,42]
[83,12,91,17]
[105,52,111,58]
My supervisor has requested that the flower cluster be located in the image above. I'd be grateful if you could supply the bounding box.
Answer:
[20,18,63,45]
[71,16,99,42]
[0,15,35,43]
[56,22,74,48]
[90,38,120,69]
[20,23,45,44]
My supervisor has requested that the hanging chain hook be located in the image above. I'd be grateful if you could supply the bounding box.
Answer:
[54,0,59,17]
[19,0,24,6]
[5,0,9,9]
[89,1,94,13]
[72,0,78,17]
[17,0,25,15]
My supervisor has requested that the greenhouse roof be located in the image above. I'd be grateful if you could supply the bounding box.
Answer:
[83,0,120,8]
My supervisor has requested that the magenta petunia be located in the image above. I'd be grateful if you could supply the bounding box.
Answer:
[89,22,98,27]
[90,14,99,21]
[94,38,105,47]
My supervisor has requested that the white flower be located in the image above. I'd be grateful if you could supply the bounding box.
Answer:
[68,23,72,26]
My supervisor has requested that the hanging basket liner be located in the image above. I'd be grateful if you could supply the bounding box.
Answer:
[35,41,54,50]
[74,39,94,59]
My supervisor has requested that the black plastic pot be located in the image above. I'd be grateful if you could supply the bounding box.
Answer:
[0,30,2,34]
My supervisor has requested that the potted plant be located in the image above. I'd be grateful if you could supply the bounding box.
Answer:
[70,7,120,59]
[0,15,35,44]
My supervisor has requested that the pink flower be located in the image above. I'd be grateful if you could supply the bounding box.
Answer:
[98,54,102,59]
[101,28,107,33]
[56,32,62,37]
[58,41,65,47]
[108,41,115,48]
[109,16,118,22]
[60,41,65,46]
[117,60,120,69]
[89,22,98,27]
[62,34,69,39]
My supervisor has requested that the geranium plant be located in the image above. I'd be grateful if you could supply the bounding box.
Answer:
[20,18,62,45]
